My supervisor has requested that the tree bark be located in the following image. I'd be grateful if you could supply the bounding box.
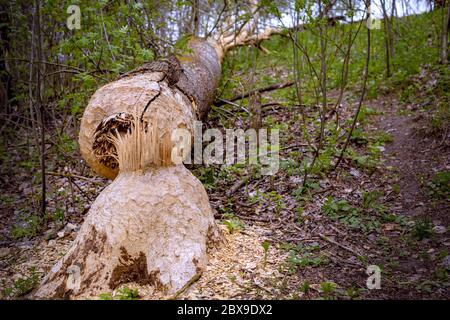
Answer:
[381,0,392,77]
[249,92,262,131]
[440,0,450,64]
[35,0,46,217]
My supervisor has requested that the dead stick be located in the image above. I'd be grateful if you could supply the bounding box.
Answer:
[318,233,363,260]
[215,81,294,106]
[237,215,270,222]
[226,177,249,197]
[47,171,102,185]
[168,273,202,300]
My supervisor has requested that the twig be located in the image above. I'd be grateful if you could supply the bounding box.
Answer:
[318,233,363,260]
[281,142,309,151]
[46,171,102,185]
[0,58,84,71]
[236,215,270,222]
[215,81,294,106]
[329,224,346,236]
[250,276,273,295]
[206,1,228,38]
[167,273,201,300]
[70,177,93,202]
[216,98,250,114]
[211,105,243,121]
[226,177,249,197]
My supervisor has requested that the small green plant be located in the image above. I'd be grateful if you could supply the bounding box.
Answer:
[434,268,448,281]
[361,190,384,209]
[309,151,334,175]
[292,181,320,200]
[322,197,358,219]
[345,287,361,300]
[222,216,245,234]
[2,267,40,298]
[380,212,408,226]
[99,287,140,300]
[280,158,300,176]
[411,218,434,240]
[263,191,285,215]
[320,281,337,300]
[300,281,310,294]
[98,292,114,300]
[373,131,394,144]
[438,249,449,259]
[287,251,320,270]
[194,167,217,190]
[116,287,140,300]
[52,207,65,224]
[350,127,369,145]
[429,101,450,135]
[392,184,401,195]
[56,133,77,155]
[346,143,382,170]
[427,170,450,199]
[286,250,328,273]
[295,207,304,224]
[322,197,380,232]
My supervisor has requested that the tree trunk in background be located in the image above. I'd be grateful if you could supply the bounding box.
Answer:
[35,0,46,217]
[435,0,446,9]
[381,0,392,77]
[249,92,262,131]
[0,1,11,116]
[191,0,200,36]
[440,0,450,64]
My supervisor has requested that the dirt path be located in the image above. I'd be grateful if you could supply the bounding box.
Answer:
[377,97,450,222]
[368,95,449,298]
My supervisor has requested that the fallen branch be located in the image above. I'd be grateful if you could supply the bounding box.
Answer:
[226,176,250,197]
[216,98,250,114]
[46,171,102,185]
[237,215,270,222]
[281,142,309,151]
[215,81,294,106]
[318,233,364,260]
[167,273,202,300]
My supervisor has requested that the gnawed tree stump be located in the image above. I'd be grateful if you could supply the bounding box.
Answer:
[35,166,221,298]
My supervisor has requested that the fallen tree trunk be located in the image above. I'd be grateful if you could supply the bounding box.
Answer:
[80,38,224,180]
[34,9,280,299]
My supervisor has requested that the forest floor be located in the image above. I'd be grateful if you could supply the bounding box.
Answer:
[0,67,449,300]
[172,88,449,300]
